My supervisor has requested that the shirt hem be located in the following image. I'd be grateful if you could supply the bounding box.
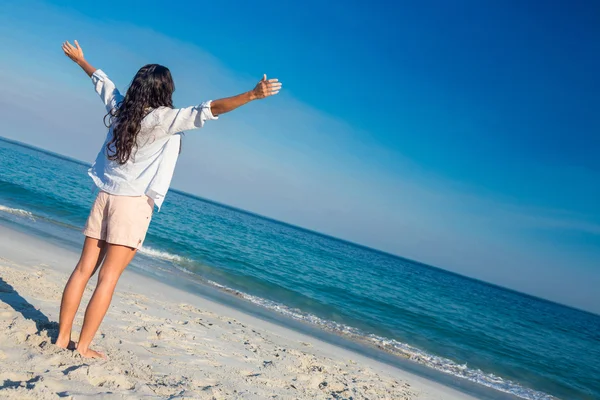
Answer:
[88,171,165,211]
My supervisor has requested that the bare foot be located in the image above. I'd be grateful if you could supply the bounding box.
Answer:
[55,339,77,350]
[77,347,107,359]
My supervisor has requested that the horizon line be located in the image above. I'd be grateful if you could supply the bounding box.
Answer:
[1,134,598,318]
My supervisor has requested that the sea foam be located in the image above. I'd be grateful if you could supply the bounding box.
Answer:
[0,204,36,220]
[138,246,188,263]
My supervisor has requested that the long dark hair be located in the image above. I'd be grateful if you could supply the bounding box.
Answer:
[105,64,175,164]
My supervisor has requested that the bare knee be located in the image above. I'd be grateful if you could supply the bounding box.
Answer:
[73,262,95,279]
[75,255,105,278]
[97,268,122,288]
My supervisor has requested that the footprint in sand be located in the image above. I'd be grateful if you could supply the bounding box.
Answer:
[191,377,220,389]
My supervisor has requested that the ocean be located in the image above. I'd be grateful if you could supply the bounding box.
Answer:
[0,136,598,400]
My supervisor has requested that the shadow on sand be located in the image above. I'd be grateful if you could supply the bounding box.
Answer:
[0,276,59,340]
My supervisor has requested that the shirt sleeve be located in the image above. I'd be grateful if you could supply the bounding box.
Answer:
[161,101,219,134]
[91,69,124,112]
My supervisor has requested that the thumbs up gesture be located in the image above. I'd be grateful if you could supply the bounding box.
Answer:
[252,74,282,99]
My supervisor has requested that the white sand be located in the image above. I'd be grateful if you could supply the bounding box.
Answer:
[0,223,476,399]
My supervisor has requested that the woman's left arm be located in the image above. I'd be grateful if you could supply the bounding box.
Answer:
[62,40,96,77]
[62,40,123,111]
[210,74,282,116]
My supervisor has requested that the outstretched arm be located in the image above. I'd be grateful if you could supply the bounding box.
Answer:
[210,74,282,116]
[162,74,282,134]
[62,40,96,77]
[62,39,123,112]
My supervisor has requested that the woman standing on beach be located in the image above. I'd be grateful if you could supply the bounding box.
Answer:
[57,40,282,358]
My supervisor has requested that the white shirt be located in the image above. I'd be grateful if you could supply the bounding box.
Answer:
[88,69,218,210]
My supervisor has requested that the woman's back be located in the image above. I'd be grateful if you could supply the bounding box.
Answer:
[89,69,217,209]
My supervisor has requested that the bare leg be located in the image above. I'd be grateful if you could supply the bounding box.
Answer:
[76,243,137,358]
[56,237,107,349]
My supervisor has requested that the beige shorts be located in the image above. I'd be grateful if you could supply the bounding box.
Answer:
[83,191,154,249]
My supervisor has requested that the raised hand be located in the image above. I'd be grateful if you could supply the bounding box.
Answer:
[252,74,282,99]
[62,40,85,64]
[62,40,96,77]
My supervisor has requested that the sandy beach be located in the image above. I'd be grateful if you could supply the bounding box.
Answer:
[0,223,477,399]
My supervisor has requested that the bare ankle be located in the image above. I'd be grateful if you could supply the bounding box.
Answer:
[76,342,88,352]
[56,334,70,346]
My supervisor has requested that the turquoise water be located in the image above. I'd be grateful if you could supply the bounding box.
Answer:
[1,136,599,400]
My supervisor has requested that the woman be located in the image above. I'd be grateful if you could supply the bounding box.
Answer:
[57,40,282,358]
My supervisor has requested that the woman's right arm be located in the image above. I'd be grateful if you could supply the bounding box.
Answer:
[163,75,282,134]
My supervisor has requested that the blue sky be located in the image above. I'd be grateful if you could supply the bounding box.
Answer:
[0,0,599,313]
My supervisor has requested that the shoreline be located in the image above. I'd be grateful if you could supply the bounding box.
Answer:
[0,221,493,399]
[134,249,519,400]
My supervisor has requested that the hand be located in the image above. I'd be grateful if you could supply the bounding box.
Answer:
[252,74,282,99]
[62,40,85,64]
